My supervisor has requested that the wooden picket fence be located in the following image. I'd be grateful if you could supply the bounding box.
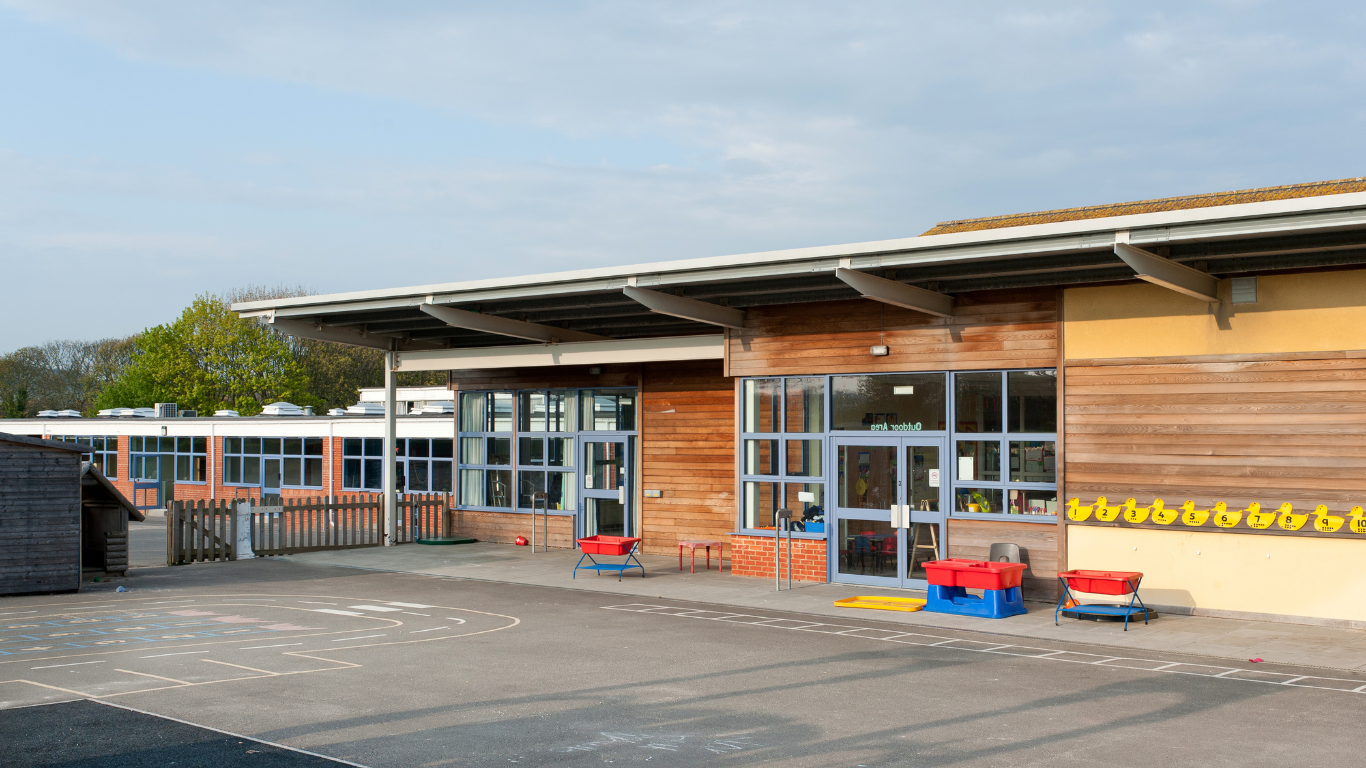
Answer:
[167,493,453,565]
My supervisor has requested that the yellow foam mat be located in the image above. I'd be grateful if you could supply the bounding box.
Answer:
[834,596,927,613]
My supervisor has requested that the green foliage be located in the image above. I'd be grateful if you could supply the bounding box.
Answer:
[1,387,27,418]
[95,294,313,416]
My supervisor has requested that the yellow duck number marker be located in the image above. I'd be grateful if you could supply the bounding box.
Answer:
[1180,501,1218,527]
[1151,499,1178,525]
[1213,503,1244,528]
[1350,507,1366,535]
[1065,498,1094,522]
[1122,498,1148,524]
[1094,496,1125,522]
[1277,503,1310,532]
[1312,505,1345,533]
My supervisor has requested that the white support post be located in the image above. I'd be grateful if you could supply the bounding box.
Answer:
[383,349,398,546]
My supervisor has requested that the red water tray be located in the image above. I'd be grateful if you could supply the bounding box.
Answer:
[924,559,1026,590]
[1058,569,1142,596]
[577,536,641,556]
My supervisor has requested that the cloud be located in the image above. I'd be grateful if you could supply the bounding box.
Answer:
[0,2,1364,350]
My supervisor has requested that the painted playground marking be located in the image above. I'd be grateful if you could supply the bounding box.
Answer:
[603,603,1366,695]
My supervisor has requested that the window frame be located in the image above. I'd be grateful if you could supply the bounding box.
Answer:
[737,369,1058,535]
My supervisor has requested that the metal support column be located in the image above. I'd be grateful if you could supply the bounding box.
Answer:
[383,348,398,546]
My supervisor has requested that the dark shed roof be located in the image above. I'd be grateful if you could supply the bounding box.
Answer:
[0,432,87,452]
[80,462,145,522]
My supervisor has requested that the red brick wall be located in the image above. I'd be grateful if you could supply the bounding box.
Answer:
[729,533,827,582]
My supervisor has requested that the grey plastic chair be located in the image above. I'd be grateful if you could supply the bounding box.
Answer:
[988,543,1021,563]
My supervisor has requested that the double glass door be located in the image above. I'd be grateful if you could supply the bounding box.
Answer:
[831,436,947,588]
[581,438,633,538]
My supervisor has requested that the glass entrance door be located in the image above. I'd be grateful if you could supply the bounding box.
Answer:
[581,439,632,538]
[831,436,947,588]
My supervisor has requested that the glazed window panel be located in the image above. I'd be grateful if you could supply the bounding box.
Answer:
[956,441,1002,482]
[744,439,778,476]
[1009,441,1056,483]
[743,379,780,433]
[831,374,947,431]
[784,377,825,433]
[1008,370,1057,433]
[955,372,1002,433]
[743,481,781,530]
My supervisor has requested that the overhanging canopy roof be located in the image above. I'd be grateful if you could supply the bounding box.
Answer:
[233,187,1366,356]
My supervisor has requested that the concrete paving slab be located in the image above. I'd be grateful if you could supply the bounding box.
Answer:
[287,541,1366,672]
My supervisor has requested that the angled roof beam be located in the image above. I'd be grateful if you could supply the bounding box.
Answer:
[1114,242,1219,303]
[419,303,606,343]
[834,267,954,318]
[266,317,443,351]
[622,286,745,329]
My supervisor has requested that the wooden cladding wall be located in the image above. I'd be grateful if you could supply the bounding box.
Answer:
[640,361,735,556]
[727,289,1058,377]
[1064,354,1366,513]
[946,518,1058,600]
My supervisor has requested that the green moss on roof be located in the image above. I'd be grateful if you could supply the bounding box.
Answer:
[921,176,1366,236]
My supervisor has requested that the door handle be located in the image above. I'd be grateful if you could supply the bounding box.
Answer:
[617,486,626,504]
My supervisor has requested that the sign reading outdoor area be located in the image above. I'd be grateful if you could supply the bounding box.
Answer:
[870,422,923,431]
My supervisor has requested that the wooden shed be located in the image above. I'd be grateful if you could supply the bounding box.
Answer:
[80,461,144,577]
[1,432,86,595]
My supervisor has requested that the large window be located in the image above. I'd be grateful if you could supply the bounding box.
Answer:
[398,438,454,493]
[342,438,383,490]
[130,436,192,482]
[740,377,827,533]
[738,369,1058,528]
[53,435,119,479]
[456,388,637,513]
[225,437,322,489]
[951,370,1057,516]
[458,392,514,508]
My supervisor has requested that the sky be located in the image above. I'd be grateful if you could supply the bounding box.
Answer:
[2,1,1364,351]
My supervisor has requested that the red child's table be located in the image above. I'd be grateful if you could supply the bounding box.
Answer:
[678,540,725,573]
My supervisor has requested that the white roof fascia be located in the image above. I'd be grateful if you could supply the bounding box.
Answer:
[233,191,1366,318]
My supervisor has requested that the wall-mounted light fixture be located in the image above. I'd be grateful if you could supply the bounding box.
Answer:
[870,345,889,356]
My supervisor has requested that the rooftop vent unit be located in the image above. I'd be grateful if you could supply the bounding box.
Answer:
[261,401,304,416]
[154,402,178,418]
[214,409,241,417]
[36,410,57,417]
[55,409,82,418]
[98,407,146,418]
[303,406,315,416]
[346,402,385,416]
[413,401,455,415]
[327,408,346,416]
[179,410,198,418]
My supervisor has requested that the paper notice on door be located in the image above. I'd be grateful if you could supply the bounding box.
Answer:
[928,469,940,487]
[958,457,974,481]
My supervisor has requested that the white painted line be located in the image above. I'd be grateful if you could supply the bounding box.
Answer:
[1152,662,1183,670]
[1352,683,1366,693]
[332,634,386,641]
[1089,658,1122,665]
[385,602,435,609]
[348,605,403,612]
[311,609,364,616]
[32,660,107,670]
[981,645,1015,652]
[1212,669,1242,678]
[1281,676,1310,685]
[92,700,376,768]
[240,643,304,650]
[0,611,39,616]
[144,600,197,605]
[141,650,211,658]
[410,626,449,634]
[299,601,337,605]
[401,612,430,617]
[444,618,468,624]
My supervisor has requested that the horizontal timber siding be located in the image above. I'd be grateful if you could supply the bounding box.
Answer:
[1064,355,1366,511]
[0,442,82,595]
[728,289,1058,377]
[640,361,735,556]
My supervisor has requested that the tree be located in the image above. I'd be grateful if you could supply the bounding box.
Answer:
[0,337,135,417]
[96,294,313,416]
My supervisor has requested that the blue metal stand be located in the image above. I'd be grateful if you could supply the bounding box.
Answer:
[925,585,1026,619]
[573,544,645,581]
[1055,576,1149,630]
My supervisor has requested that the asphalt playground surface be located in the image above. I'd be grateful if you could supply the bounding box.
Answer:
[4,555,1366,767]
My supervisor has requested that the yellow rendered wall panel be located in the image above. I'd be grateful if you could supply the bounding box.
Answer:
[1063,269,1366,360]
[1068,525,1366,622]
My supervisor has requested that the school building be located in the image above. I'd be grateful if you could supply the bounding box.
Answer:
[16,176,1366,627]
